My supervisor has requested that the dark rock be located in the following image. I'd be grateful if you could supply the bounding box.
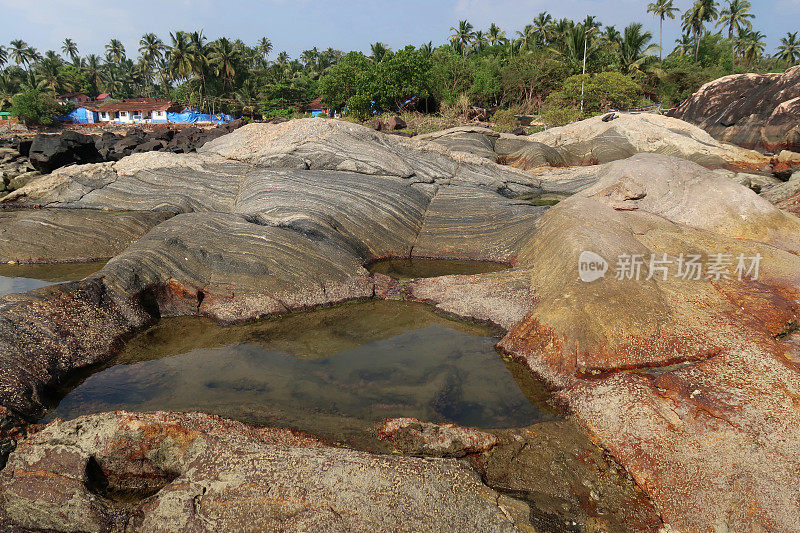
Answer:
[133,140,167,153]
[602,112,618,122]
[511,127,527,135]
[367,118,383,131]
[386,116,406,130]
[15,140,32,157]
[28,131,102,172]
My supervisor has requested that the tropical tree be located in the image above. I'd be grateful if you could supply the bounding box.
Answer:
[105,39,126,63]
[139,33,165,65]
[487,23,507,46]
[369,42,390,62]
[739,29,765,64]
[647,0,679,62]
[776,32,800,65]
[617,23,660,75]
[682,0,720,59]
[449,20,475,58]
[533,12,553,44]
[258,37,273,64]
[9,40,32,69]
[0,45,6,68]
[61,38,79,63]
[717,0,754,72]
[209,37,238,90]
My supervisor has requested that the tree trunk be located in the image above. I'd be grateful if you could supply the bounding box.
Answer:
[730,27,735,74]
[694,29,701,60]
[660,18,663,63]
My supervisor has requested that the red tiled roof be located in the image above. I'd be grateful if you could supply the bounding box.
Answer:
[96,93,111,100]
[297,97,328,112]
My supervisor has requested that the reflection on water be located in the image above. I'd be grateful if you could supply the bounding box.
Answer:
[0,262,107,297]
[368,258,509,281]
[44,300,554,446]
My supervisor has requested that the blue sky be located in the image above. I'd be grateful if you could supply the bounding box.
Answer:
[1,0,798,59]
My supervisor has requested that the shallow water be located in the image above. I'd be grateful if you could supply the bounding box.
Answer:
[44,300,554,447]
[0,261,107,297]
[368,258,509,280]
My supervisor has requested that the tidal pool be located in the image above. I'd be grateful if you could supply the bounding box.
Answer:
[0,261,107,297]
[368,257,509,280]
[44,300,554,447]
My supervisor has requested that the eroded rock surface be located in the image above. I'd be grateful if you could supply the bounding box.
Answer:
[0,412,524,532]
[671,66,800,152]
[1,119,799,531]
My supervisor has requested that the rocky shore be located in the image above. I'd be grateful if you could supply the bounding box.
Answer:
[0,114,799,531]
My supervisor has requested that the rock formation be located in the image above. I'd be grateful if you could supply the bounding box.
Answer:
[418,114,771,171]
[670,65,800,152]
[1,118,799,531]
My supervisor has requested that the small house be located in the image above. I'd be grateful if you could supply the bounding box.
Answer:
[92,98,182,124]
[57,92,92,105]
[297,97,330,117]
[96,93,112,102]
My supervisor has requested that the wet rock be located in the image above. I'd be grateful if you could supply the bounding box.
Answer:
[670,66,800,152]
[0,412,525,532]
[377,417,498,457]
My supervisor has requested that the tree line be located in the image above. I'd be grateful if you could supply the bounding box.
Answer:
[1,0,798,125]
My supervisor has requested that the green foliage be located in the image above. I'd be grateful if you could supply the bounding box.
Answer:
[541,106,582,127]
[545,71,642,115]
[10,89,59,125]
[499,52,571,113]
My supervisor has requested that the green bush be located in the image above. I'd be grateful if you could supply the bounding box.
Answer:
[491,108,519,127]
[10,90,60,126]
[540,106,582,127]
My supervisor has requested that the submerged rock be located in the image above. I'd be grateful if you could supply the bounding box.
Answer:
[670,65,800,152]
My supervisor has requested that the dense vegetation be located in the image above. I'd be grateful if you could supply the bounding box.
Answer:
[1,0,798,126]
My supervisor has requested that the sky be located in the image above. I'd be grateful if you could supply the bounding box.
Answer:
[1,0,798,60]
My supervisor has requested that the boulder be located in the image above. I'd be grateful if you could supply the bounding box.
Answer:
[670,66,800,152]
[386,115,407,130]
[28,131,103,172]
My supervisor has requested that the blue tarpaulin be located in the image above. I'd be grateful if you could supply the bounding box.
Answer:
[61,107,97,123]
[167,111,233,124]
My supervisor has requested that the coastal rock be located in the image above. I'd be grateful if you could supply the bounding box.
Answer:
[0,411,523,532]
[670,66,800,152]
[1,119,799,531]
[377,417,498,457]
[525,113,768,168]
[0,209,172,262]
[420,116,769,171]
[28,130,103,172]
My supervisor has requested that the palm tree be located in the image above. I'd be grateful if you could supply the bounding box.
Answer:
[9,40,31,69]
[61,38,79,63]
[0,45,6,68]
[473,31,488,52]
[210,37,238,90]
[717,0,754,72]
[739,29,765,64]
[647,0,679,62]
[487,23,507,46]
[83,54,102,94]
[533,12,553,44]
[516,24,536,52]
[139,33,165,64]
[369,42,390,62]
[419,41,434,57]
[449,20,475,58]
[617,23,660,75]
[105,39,126,63]
[674,32,695,56]
[258,37,273,64]
[776,32,800,65]
[168,31,194,81]
[682,0,720,60]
